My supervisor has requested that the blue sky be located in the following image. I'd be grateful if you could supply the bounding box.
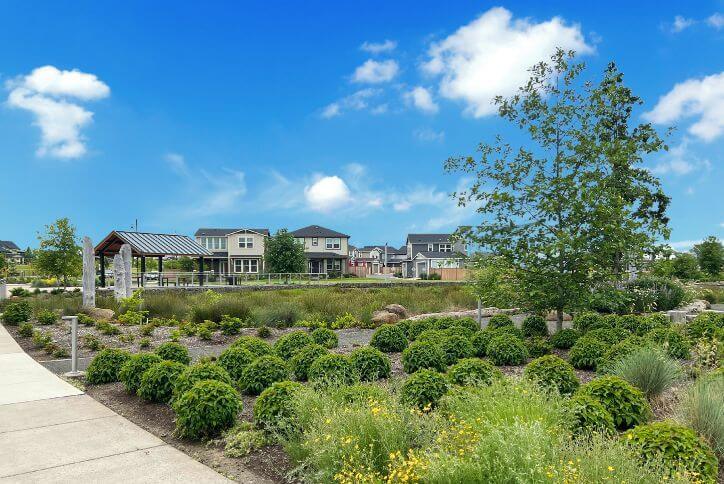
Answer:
[0,1,722,250]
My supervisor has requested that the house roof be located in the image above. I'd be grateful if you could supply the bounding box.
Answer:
[194,228,270,237]
[412,251,467,260]
[304,252,349,259]
[290,225,349,238]
[358,245,383,251]
[407,234,454,244]
[0,240,21,252]
[95,231,212,257]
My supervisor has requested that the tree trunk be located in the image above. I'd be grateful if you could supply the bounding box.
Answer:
[556,308,564,333]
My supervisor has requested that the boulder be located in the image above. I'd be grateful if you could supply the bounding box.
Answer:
[545,310,572,321]
[384,304,408,318]
[87,308,115,321]
[372,310,399,325]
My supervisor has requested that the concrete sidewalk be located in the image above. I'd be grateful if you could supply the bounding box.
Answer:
[0,324,231,483]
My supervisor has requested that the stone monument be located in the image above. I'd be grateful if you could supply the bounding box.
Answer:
[82,236,96,308]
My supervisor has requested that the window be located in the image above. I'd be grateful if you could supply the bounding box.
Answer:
[199,237,226,250]
[243,259,258,273]
[326,259,341,271]
[427,243,434,251]
[312,237,318,246]
[439,243,452,253]
[326,237,341,250]
[233,259,242,272]
[295,237,305,246]
[238,236,254,248]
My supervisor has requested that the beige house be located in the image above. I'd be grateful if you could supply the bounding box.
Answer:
[194,228,269,274]
[290,225,350,275]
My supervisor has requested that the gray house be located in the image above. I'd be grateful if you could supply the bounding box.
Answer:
[290,225,350,275]
[401,234,467,278]
[194,228,270,274]
[0,241,24,264]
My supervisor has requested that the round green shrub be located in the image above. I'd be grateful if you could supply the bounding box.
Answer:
[311,327,338,349]
[349,347,391,381]
[218,345,255,381]
[646,327,690,359]
[487,314,514,329]
[138,360,186,403]
[308,353,358,387]
[119,353,162,393]
[439,334,474,365]
[550,328,581,349]
[576,375,651,430]
[173,362,233,399]
[522,315,548,337]
[568,337,608,370]
[471,330,495,357]
[407,319,433,340]
[597,336,648,374]
[416,329,446,344]
[486,333,528,366]
[85,348,131,384]
[154,342,190,365]
[615,314,644,335]
[2,301,31,325]
[434,317,479,334]
[636,313,670,335]
[369,324,408,353]
[442,325,476,340]
[564,394,615,436]
[290,344,328,381]
[492,325,524,339]
[572,312,605,333]
[585,327,631,345]
[525,354,579,395]
[447,358,500,386]
[173,380,241,440]
[240,355,289,395]
[525,336,552,358]
[627,421,718,481]
[256,326,272,338]
[687,312,724,340]
[18,322,34,337]
[274,331,314,360]
[401,340,446,373]
[231,336,273,358]
[395,320,411,338]
[36,309,59,325]
[400,369,448,410]
[253,381,304,433]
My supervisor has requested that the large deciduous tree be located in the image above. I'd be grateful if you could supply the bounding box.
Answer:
[33,218,82,287]
[446,50,669,330]
[693,236,724,277]
[265,229,306,275]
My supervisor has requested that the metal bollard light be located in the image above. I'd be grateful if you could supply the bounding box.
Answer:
[62,316,84,377]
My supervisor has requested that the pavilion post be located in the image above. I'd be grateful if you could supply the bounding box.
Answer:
[140,256,146,287]
[158,256,163,287]
[99,252,106,287]
[199,257,205,286]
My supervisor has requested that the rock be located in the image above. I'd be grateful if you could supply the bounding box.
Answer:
[113,253,126,301]
[372,310,399,324]
[120,244,133,298]
[82,236,96,309]
[384,304,408,318]
[87,307,115,321]
[545,311,572,321]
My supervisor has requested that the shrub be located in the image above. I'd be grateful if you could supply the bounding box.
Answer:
[252,301,302,328]
[31,329,52,348]
[442,325,476,340]
[119,353,162,393]
[626,421,718,481]
[487,313,513,329]
[573,312,605,333]
[433,316,479,334]
[406,319,433,340]
[646,327,690,359]
[586,327,631,345]
[274,331,314,360]
[217,346,255,381]
[349,347,391,381]
[173,380,242,440]
[330,312,358,329]
[139,337,151,348]
[10,287,31,297]
[447,358,500,386]
[577,375,651,430]
[2,301,31,324]
[522,315,548,337]
[416,329,446,344]
[311,327,338,349]
[615,314,644,334]
[625,276,687,312]
[569,337,607,370]
[597,336,649,374]
[687,312,724,340]
[486,333,528,366]
[231,336,273,358]
[219,315,244,335]
[138,360,186,403]
[290,344,328,381]
[195,322,214,340]
[139,323,154,336]
[564,394,615,436]
[36,309,58,325]
[525,336,552,358]
[369,324,408,353]
[471,329,495,356]
[611,347,682,399]
[681,376,724,459]
[491,324,524,339]
[154,342,190,365]
[189,292,252,324]
[308,353,358,387]
[85,348,131,384]
[117,309,147,325]
[637,313,670,335]
[18,322,34,337]
[256,325,272,338]
[401,340,446,373]
[400,369,448,409]
[77,313,96,326]
[439,334,474,365]
[524,355,579,395]
[253,381,304,433]
[173,362,233,399]
[240,355,289,395]
[223,424,268,457]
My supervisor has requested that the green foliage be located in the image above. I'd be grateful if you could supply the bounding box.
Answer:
[219,315,244,335]
[646,326,690,359]
[95,320,121,335]
[693,236,724,277]
[311,327,338,349]
[433,316,479,334]
[290,344,328,381]
[2,301,32,324]
[486,333,528,366]
[117,309,147,325]
[138,360,186,403]
[597,336,649,374]
[401,340,446,373]
[173,380,242,440]
[77,313,96,326]
[85,348,131,384]
[349,347,391,381]
[154,342,190,365]
[274,331,314,360]
[253,381,304,433]
[217,345,255,381]
[585,327,631,345]
[671,253,701,280]
[447,358,500,386]
[525,336,552,358]
[265,229,307,273]
[550,328,581,349]
[240,355,289,395]
[195,322,214,340]
[223,424,268,457]
[681,376,724,459]
[173,362,233,399]
[470,329,495,356]
[625,277,686,312]
[569,337,608,370]
[188,291,252,324]
[139,337,151,348]
[521,315,548,337]
[687,312,724,340]
[573,312,606,333]
[308,353,358,387]
[33,217,82,286]
[487,314,513,329]
[467,255,520,311]
[18,322,34,337]
[577,375,651,430]
[626,421,718,481]
[119,353,162,393]
[406,319,433,340]
[415,329,445,344]
[400,368,448,409]
[256,325,272,338]
[524,354,579,395]
[564,394,615,436]
[611,347,682,399]
[231,336,273,358]
[139,323,154,336]
[35,309,58,325]
[330,312,360,329]
[439,334,474,365]
[369,324,408,353]
[31,329,52,348]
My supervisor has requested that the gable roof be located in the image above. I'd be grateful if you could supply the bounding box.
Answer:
[407,233,454,244]
[290,225,349,238]
[95,231,212,257]
[412,251,467,260]
[194,228,270,237]
[0,240,21,252]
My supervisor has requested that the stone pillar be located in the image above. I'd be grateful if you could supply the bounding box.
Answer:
[120,244,133,297]
[82,236,96,309]
[0,279,6,301]
[113,253,126,301]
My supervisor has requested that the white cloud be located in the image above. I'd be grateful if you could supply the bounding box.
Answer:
[424,178,477,231]
[360,40,397,54]
[189,169,247,215]
[352,59,399,83]
[644,72,724,141]
[650,140,711,176]
[413,128,445,143]
[707,13,724,29]
[422,7,593,117]
[6,65,110,158]
[671,15,695,32]
[304,175,352,212]
[404,86,439,113]
[164,152,188,176]
[391,186,447,212]
[321,88,381,118]
[668,239,703,251]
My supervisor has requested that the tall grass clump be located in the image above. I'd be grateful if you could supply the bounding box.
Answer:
[611,347,682,399]
[680,374,724,458]
[141,292,190,319]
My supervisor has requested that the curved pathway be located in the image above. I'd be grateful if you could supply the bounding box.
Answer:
[0,324,231,483]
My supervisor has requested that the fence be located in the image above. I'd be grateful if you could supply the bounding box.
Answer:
[428,268,470,281]
[105,271,336,288]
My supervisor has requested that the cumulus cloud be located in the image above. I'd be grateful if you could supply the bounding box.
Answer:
[321,88,381,118]
[304,175,352,212]
[360,40,397,54]
[413,128,445,143]
[707,13,724,29]
[422,7,593,117]
[352,59,399,83]
[404,86,439,113]
[670,15,695,32]
[6,65,110,158]
[644,72,724,141]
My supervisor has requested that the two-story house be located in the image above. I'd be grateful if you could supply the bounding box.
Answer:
[194,228,270,274]
[0,241,24,264]
[401,234,467,278]
[290,225,350,275]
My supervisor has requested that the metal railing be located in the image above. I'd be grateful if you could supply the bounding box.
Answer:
[103,271,341,287]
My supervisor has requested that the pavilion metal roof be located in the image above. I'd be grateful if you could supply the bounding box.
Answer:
[94,231,212,257]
